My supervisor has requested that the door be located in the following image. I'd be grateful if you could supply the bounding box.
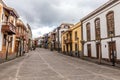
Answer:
[96,43,101,59]
[2,34,7,54]
[66,44,68,53]
[70,43,72,52]
[63,45,65,52]
[87,44,91,57]
[108,42,116,60]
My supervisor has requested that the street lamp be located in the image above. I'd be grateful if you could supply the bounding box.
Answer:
[109,31,115,66]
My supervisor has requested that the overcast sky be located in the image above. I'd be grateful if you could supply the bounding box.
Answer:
[4,0,109,38]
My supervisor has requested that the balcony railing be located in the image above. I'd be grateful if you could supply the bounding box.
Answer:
[64,38,72,44]
[2,22,16,35]
[16,32,21,38]
[21,34,27,40]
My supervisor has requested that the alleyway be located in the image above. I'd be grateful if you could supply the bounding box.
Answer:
[0,48,120,80]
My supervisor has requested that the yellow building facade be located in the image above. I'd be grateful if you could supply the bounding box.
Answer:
[62,22,82,57]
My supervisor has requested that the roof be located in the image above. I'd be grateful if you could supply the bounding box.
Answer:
[0,0,19,18]
[62,22,81,35]
[59,23,74,27]
[27,24,32,31]
[70,22,81,30]
[4,6,19,18]
[81,0,118,22]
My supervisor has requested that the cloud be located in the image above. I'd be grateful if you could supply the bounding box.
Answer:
[4,0,109,38]
[32,26,56,38]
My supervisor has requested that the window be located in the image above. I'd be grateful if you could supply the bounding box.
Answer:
[75,31,77,41]
[64,25,69,29]
[106,11,115,37]
[95,18,101,40]
[86,23,91,41]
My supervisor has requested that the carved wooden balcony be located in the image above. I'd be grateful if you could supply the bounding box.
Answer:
[21,34,26,40]
[16,32,21,38]
[2,22,16,35]
[64,38,72,44]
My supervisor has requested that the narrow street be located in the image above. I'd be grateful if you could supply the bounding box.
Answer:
[0,48,120,80]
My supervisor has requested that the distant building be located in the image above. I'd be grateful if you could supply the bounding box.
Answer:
[27,24,33,51]
[50,23,73,51]
[16,19,27,56]
[62,22,82,57]
[57,23,74,52]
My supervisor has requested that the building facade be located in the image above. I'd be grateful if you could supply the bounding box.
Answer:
[62,22,82,57]
[15,19,28,56]
[0,1,19,59]
[56,23,73,52]
[81,0,120,61]
[27,24,32,51]
[50,29,57,50]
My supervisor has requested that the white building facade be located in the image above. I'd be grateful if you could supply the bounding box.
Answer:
[81,0,120,61]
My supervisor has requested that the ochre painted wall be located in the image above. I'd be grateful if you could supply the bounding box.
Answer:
[61,22,82,52]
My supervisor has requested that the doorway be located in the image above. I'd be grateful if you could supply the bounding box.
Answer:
[96,43,101,59]
[108,42,116,60]
[87,44,91,57]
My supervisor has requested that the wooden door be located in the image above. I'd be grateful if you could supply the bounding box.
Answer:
[96,43,101,59]
[66,44,68,52]
[2,34,7,54]
[108,42,116,60]
[87,44,91,57]
[63,45,65,52]
[15,41,19,53]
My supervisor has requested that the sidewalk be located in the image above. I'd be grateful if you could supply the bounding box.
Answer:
[0,53,25,64]
[57,51,120,69]
[82,56,120,69]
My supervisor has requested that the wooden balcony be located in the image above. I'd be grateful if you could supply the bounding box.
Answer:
[52,38,56,41]
[16,32,21,38]
[64,38,72,44]
[2,22,16,35]
[51,32,56,35]
[21,34,26,40]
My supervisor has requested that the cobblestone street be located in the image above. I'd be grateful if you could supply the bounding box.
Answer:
[0,48,120,80]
